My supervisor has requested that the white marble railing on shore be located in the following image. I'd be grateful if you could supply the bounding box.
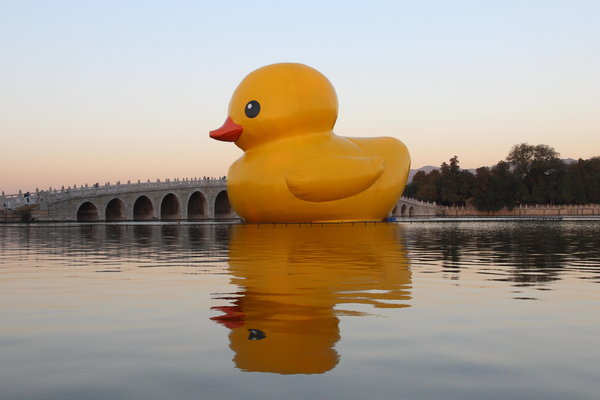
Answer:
[1,177,227,207]
[439,203,600,210]
[517,203,600,209]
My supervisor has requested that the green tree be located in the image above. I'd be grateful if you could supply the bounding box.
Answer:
[472,161,517,211]
[416,170,441,202]
[580,157,600,202]
[506,143,561,204]
[507,143,559,175]
[439,156,472,206]
[472,167,499,211]
[403,170,427,198]
[491,161,518,210]
[405,146,599,207]
[568,159,589,203]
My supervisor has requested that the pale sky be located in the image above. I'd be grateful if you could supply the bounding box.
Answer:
[1,0,599,193]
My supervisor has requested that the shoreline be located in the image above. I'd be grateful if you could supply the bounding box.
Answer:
[2,215,600,227]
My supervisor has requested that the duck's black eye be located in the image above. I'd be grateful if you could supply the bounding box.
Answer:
[245,100,260,118]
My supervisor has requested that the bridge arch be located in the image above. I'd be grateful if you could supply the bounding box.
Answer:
[133,195,154,221]
[77,201,99,222]
[401,204,407,217]
[45,180,240,222]
[187,191,207,220]
[409,206,415,217]
[160,193,180,220]
[214,190,232,219]
[106,198,126,221]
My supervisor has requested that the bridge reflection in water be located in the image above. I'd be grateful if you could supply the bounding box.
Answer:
[211,223,411,374]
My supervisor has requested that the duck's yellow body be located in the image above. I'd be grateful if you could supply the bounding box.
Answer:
[210,63,410,223]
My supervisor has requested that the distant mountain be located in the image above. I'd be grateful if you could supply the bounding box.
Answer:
[408,166,437,182]
[408,158,578,182]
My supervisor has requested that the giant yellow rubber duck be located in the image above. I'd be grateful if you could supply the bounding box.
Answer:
[210,63,410,223]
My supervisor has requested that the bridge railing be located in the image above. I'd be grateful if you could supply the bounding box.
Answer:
[3,177,229,204]
[1,192,39,210]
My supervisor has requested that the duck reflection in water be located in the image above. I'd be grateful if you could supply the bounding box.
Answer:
[211,223,411,374]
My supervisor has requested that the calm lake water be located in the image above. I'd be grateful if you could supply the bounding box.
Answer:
[1,221,599,400]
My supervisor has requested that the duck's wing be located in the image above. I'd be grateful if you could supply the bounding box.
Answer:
[286,155,384,202]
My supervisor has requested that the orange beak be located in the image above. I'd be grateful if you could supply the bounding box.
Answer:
[210,117,243,142]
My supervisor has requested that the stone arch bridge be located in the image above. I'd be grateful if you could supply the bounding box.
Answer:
[390,196,438,218]
[38,178,237,222]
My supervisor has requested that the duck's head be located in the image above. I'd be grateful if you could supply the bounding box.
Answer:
[210,63,338,151]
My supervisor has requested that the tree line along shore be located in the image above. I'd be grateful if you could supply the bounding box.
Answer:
[403,143,600,212]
